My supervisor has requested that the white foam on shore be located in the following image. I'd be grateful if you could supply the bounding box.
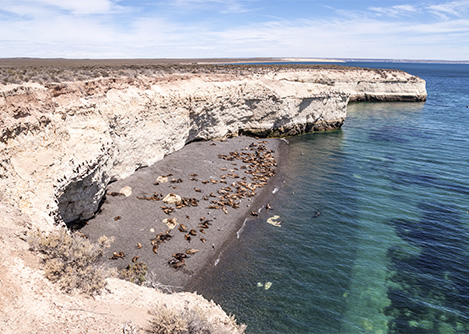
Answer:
[280,138,290,144]
[236,218,248,239]
[214,250,224,266]
[272,187,279,194]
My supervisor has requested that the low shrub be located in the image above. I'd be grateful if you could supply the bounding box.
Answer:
[28,228,114,295]
[148,305,246,334]
[121,259,148,285]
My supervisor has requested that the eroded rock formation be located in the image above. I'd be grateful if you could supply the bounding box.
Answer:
[0,66,426,228]
[0,64,426,333]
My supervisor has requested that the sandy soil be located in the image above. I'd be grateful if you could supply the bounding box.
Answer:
[80,136,285,290]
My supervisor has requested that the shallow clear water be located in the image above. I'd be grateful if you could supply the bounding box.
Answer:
[190,63,469,334]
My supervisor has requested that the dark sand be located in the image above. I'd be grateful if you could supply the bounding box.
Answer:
[80,136,286,291]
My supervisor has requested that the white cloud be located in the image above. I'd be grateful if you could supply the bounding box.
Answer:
[0,0,468,60]
[0,0,122,16]
[37,0,114,14]
[428,0,469,19]
[170,0,255,13]
[369,4,417,17]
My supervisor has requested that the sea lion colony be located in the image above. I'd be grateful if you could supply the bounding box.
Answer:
[102,140,277,273]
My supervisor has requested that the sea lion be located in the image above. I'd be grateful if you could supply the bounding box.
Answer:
[186,249,199,254]
[152,244,159,254]
[172,253,188,260]
[161,206,175,214]
[108,192,124,197]
[137,242,142,249]
[109,251,125,260]
[114,216,121,221]
[189,229,197,236]
[178,224,187,232]
[173,259,186,269]
[75,231,88,239]
[132,256,139,263]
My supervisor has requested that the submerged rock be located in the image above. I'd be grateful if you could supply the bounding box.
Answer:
[267,215,282,227]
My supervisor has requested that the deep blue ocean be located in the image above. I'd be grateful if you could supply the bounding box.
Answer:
[190,62,469,334]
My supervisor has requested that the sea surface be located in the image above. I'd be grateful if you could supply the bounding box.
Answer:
[189,63,469,334]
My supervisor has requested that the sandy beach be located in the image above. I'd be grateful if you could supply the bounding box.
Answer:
[80,136,286,290]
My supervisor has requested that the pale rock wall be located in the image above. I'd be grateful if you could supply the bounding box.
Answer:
[0,68,426,229]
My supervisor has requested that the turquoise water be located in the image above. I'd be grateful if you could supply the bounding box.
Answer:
[190,63,469,333]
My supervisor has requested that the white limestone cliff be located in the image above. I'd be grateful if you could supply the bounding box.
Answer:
[0,65,426,333]
[0,66,426,229]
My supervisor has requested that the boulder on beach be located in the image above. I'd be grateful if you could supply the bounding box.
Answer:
[119,186,132,197]
[163,217,178,229]
[163,193,182,204]
[157,175,169,183]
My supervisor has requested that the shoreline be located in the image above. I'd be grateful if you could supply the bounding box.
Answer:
[184,138,288,291]
[80,136,286,290]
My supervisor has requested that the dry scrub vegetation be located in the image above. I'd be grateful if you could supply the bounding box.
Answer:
[28,228,116,295]
[121,258,149,285]
[0,65,166,85]
[0,58,382,85]
[26,227,246,333]
[148,305,246,334]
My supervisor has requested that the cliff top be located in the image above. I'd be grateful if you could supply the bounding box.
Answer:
[0,58,408,85]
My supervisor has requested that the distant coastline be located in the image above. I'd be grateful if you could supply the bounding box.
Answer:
[0,57,468,68]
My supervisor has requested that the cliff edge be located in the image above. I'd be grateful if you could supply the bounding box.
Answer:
[0,65,426,228]
[0,64,426,333]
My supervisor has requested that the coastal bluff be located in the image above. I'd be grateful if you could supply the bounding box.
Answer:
[0,65,426,228]
[0,64,426,333]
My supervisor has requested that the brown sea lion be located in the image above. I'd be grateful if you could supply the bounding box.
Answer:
[109,251,125,260]
[189,229,197,236]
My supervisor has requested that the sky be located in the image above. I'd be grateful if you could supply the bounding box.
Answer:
[1,0,468,60]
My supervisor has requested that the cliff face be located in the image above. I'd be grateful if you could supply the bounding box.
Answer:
[0,67,426,228]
